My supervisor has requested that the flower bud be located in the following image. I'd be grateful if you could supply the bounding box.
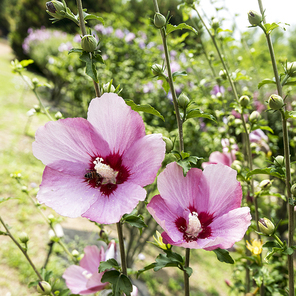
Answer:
[231,160,242,173]
[274,155,284,167]
[219,69,227,80]
[177,93,190,109]
[287,62,296,77]
[37,281,52,295]
[72,249,79,257]
[248,10,262,26]
[258,218,275,235]
[154,13,166,28]
[55,111,63,120]
[259,179,272,190]
[211,18,220,30]
[268,94,284,110]
[81,35,98,52]
[46,1,66,20]
[103,82,116,93]
[19,232,29,243]
[239,95,250,108]
[162,137,173,153]
[34,104,41,113]
[151,64,164,77]
[249,111,261,123]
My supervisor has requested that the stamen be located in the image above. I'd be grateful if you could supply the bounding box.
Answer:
[82,270,92,279]
[186,212,202,237]
[93,157,118,184]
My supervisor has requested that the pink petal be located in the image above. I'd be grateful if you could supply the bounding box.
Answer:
[85,272,107,291]
[80,246,105,274]
[199,163,242,217]
[202,151,233,168]
[203,207,251,251]
[62,265,88,294]
[37,162,99,217]
[157,162,204,209]
[123,134,165,186]
[147,195,184,242]
[33,118,110,166]
[82,182,147,224]
[87,94,145,154]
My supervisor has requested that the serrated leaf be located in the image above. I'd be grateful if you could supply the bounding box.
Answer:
[154,253,182,271]
[166,23,197,35]
[99,259,120,272]
[264,22,279,34]
[79,52,98,82]
[123,214,147,229]
[68,48,83,54]
[101,270,121,285]
[184,267,193,277]
[102,271,132,296]
[125,100,164,121]
[258,78,276,89]
[93,53,104,64]
[186,109,216,122]
[177,156,202,176]
[213,248,234,264]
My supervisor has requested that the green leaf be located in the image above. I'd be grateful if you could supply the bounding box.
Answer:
[101,271,133,296]
[186,109,216,122]
[216,28,232,34]
[213,248,234,264]
[68,48,83,54]
[20,59,34,67]
[264,22,279,34]
[99,259,120,272]
[154,252,183,271]
[122,214,147,229]
[251,125,274,133]
[284,80,296,86]
[0,197,13,203]
[137,263,157,277]
[258,78,276,89]
[184,267,193,277]
[286,111,296,119]
[125,100,164,121]
[84,14,104,24]
[177,156,202,176]
[166,23,197,35]
[246,168,285,180]
[93,53,104,64]
[172,71,187,80]
[79,52,98,82]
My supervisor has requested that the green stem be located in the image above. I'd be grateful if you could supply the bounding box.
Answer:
[76,0,101,97]
[117,221,127,276]
[152,0,184,152]
[273,233,285,248]
[0,216,55,296]
[184,248,190,296]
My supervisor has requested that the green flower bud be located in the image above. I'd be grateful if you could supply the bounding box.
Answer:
[46,1,66,20]
[219,69,227,80]
[37,281,52,295]
[33,105,41,112]
[21,186,28,193]
[55,111,63,120]
[287,62,296,77]
[268,94,284,110]
[239,95,250,107]
[162,137,173,153]
[248,10,262,26]
[259,179,272,190]
[103,82,116,93]
[177,93,190,109]
[81,35,98,52]
[72,249,79,257]
[151,64,164,77]
[211,18,220,30]
[274,155,285,167]
[291,184,296,196]
[209,51,215,59]
[258,218,275,235]
[154,13,166,28]
[249,111,261,123]
[19,232,29,243]
[231,160,242,173]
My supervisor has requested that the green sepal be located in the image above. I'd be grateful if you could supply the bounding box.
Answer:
[166,23,198,35]
[212,248,234,264]
[125,100,164,121]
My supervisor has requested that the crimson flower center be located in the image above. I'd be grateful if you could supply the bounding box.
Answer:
[93,157,118,184]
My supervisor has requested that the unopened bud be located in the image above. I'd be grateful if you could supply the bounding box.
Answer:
[154,13,166,28]
[32,78,39,88]
[258,218,275,235]
[287,62,296,77]
[33,104,41,113]
[151,64,164,77]
[37,281,52,295]
[72,249,79,257]
[249,111,261,123]
[103,82,116,93]
[259,179,272,190]
[81,35,98,52]
[46,1,65,20]
[99,229,109,241]
[239,95,250,107]
[248,10,262,26]
[274,155,284,167]
[55,111,63,120]
[162,137,173,153]
[268,94,284,110]
[211,18,220,30]
[19,232,29,243]
[219,69,227,80]
[231,160,242,172]
[177,93,190,109]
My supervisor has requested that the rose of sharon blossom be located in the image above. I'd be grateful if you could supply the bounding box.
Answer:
[33,93,165,224]
[147,162,251,250]
[63,243,114,295]
[202,151,235,168]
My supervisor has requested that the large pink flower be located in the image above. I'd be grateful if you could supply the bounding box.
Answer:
[63,244,111,295]
[202,151,235,168]
[147,162,251,250]
[33,93,165,224]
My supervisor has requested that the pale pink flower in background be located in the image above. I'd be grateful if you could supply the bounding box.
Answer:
[249,129,270,153]
[33,93,165,224]
[202,151,235,168]
[63,245,108,295]
[147,162,251,250]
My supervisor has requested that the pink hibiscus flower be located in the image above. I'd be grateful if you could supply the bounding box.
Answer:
[33,93,165,224]
[202,151,235,168]
[63,243,114,295]
[147,162,251,250]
